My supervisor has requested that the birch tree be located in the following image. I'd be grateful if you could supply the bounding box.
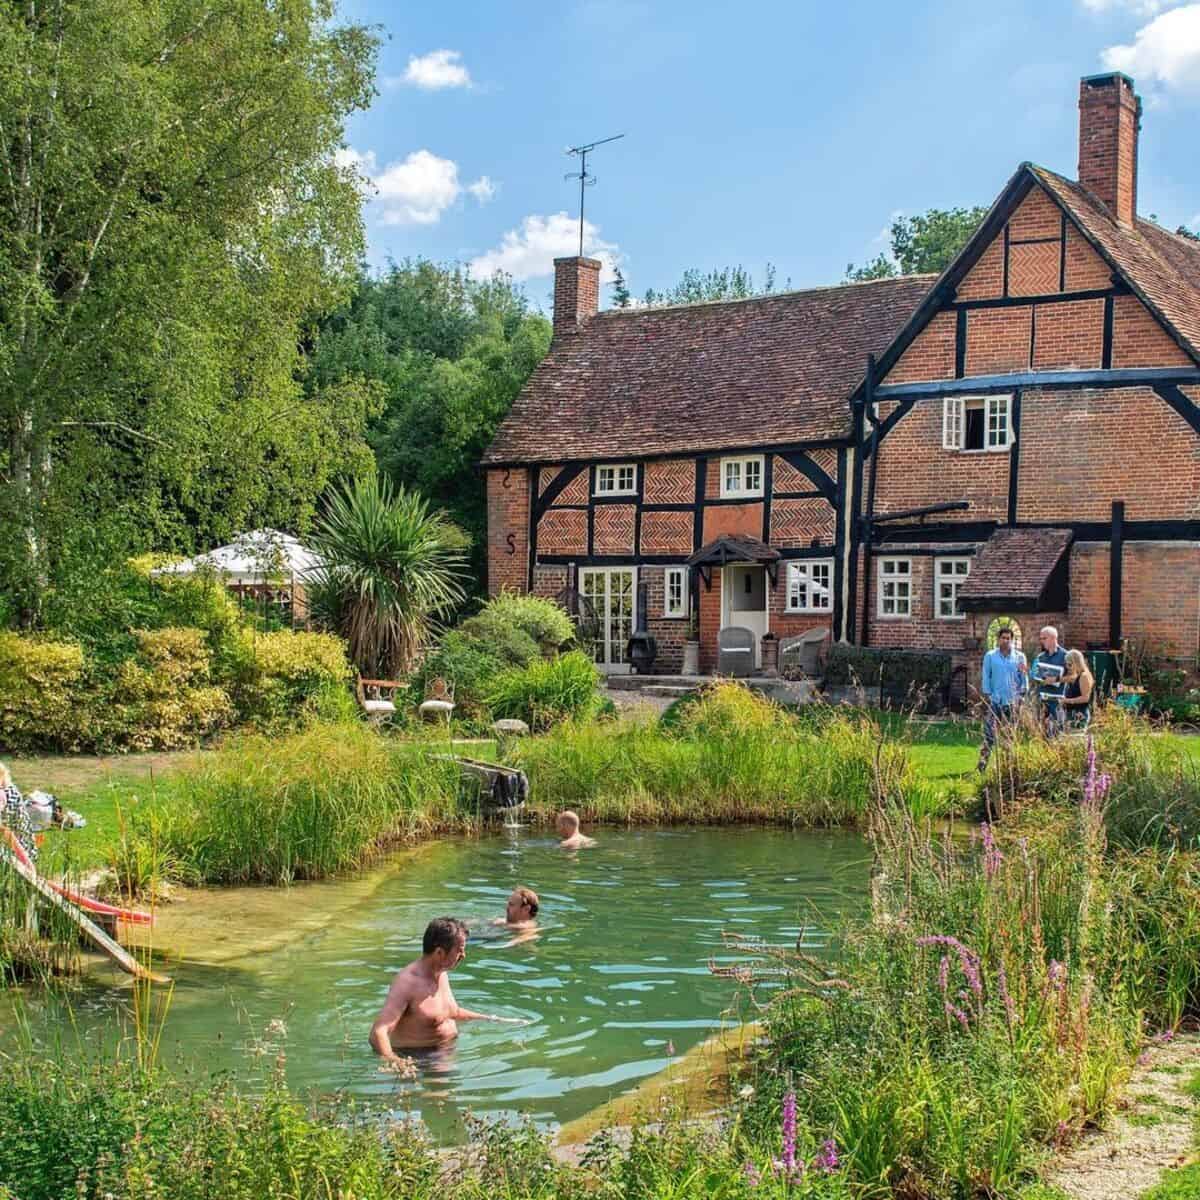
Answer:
[0,0,377,622]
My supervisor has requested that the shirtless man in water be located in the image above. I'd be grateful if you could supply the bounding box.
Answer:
[490,886,540,947]
[369,917,520,1060]
[556,810,596,850]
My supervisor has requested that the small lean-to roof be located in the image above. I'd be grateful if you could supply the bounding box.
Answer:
[687,534,781,568]
[1030,165,1200,363]
[957,528,1074,612]
[483,276,934,466]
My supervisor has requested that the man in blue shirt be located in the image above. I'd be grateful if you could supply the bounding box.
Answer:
[978,627,1027,771]
[1031,625,1069,737]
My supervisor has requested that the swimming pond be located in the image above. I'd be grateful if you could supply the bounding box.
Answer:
[12,826,869,1140]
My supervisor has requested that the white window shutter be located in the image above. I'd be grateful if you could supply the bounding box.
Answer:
[942,397,963,450]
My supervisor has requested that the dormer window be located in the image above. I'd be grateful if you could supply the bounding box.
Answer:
[720,455,764,499]
[595,463,637,495]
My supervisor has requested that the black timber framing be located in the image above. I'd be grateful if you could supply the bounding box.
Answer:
[1007,389,1022,525]
[1110,501,1124,648]
[949,285,1122,311]
[1154,383,1200,435]
[871,518,1200,545]
[832,446,848,641]
[847,393,866,643]
[1102,296,1114,369]
[540,547,838,568]
[955,309,967,379]
[484,437,846,472]
[761,454,774,542]
[874,366,1200,403]
[525,466,539,591]
[778,449,837,500]
[1058,212,1067,291]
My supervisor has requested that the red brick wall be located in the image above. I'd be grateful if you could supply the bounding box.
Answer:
[702,502,764,542]
[769,498,836,547]
[698,568,723,672]
[1064,226,1111,291]
[1111,296,1193,368]
[958,239,1005,301]
[1031,300,1104,370]
[964,307,1033,375]
[642,565,690,673]
[644,458,695,503]
[1078,74,1139,226]
[641,510,693,555]
[1017,387,1200,522]
[487,468,530,595]
[873,399,1010,522]
[887,311,956,383]
[593,504,636,554]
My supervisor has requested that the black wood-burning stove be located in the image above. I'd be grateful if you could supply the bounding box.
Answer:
[626,582,658,674]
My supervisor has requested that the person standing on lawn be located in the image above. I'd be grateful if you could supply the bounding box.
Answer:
[978,628,1027,771]
[1032,625,1069,736]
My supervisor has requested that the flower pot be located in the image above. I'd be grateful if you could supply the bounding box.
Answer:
[761,634,779,678]
[682,640,701,677]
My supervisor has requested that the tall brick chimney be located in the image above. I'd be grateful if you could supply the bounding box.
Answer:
[1078,72,1141,227]
[552,256,601,340]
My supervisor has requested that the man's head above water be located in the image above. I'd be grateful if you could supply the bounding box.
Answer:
[505,887,539,925]
[556,810,580,837]
[422,917,468,971]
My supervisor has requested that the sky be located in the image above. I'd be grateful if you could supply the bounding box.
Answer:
[335,0,1200,309]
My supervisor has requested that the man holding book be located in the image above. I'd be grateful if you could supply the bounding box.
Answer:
[1031,625,1068,736]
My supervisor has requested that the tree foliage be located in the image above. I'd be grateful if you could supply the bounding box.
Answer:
[641,263,783,307]
[846,207,988,281]
[308,261,552,590]
[0,0,379,624]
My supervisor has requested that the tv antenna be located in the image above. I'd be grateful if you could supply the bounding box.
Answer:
[565,133,624,257]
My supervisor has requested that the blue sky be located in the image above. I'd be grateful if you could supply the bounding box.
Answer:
[336,0,1200,308]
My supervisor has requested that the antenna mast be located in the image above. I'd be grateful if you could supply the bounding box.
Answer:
[565,133,624,257]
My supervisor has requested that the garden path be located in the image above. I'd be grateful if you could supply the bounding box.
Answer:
[1045,1034,1199,1200]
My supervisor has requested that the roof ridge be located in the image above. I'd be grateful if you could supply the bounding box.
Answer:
[596,273,936,318]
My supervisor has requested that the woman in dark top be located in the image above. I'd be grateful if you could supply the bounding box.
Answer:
[1060,649,1095,731]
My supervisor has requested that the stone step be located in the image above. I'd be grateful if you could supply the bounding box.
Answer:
[605,675,700,691]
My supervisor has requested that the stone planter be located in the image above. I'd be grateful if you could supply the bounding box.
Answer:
[682,640,701,677]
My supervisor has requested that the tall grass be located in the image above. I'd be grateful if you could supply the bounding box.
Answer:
[115,723,473,886]
[518,684,936,826]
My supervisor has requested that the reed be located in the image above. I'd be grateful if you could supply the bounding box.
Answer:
[114,723,473,886]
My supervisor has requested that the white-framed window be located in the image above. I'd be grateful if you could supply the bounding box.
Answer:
[663,566,689,618]
[595,463,637,495]
[935,557,971,619]
[720,454,764,499]
[877,557,913,618]
[942,395,1012,452]
[785,559,833,613]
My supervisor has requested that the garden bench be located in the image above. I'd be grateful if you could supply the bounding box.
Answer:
[779,627,830,678]
[717,626,756,677]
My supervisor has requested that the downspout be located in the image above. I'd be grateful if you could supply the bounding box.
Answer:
[859,354,879,647]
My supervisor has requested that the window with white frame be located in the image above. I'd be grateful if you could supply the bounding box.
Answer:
[935,557,970,619]
[595,463,637,495]
[942,395,1012,452]
[877,557,913,618]
[663,566,689,618]
[786,560,833,613]
[720,455,764,498]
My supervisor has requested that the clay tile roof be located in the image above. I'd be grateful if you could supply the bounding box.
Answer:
[688,534,780,567]
[958,527,1074,609]
[1030,166,1200,362]
[483,276,934,465]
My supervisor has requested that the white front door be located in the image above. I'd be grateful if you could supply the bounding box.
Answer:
[580,567,637,674]
[722,564,768,669]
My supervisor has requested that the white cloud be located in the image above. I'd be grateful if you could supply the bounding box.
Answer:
[337,146,494,226]
[1102,4,1200,90]
[399,49,472,90]
[468,213,622,283]
[1081,0,1167,14]
[467,176,497,203]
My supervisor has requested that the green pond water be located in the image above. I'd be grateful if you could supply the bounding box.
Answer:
[12,826,869,1140]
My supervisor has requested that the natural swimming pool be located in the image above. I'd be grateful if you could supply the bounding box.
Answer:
[12,826,869,1141]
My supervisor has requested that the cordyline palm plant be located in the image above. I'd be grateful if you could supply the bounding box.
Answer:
[308,477,468,679]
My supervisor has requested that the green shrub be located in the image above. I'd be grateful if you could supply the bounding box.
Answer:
[824,643,951,707]
[408,629,506,729]
[225,630,352,732]
[0,632,87,753]
[485,650,602,732]
[468,591,575,650]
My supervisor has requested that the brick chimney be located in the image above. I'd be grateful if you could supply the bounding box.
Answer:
[552,256,601,340]
[1078,72,1141,226]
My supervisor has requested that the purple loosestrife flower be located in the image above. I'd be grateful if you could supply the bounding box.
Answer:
[981,822,1003,878]
[945,1001,971,1030]
[780,1090,797,1171]
[938,955,950,995]
[815,1138,840,1173]
[1047,960,1067,992]
[742,1161,761,1188]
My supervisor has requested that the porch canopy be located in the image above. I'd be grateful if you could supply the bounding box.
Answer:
[957,527,1073,613]
[152,529,321,584]
[688,534,781,587]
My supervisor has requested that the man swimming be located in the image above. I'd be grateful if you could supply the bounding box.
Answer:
[369,917,522,1060]
[556,810,596,849]
[490,886,540,947]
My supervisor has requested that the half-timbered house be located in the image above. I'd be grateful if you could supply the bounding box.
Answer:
[484,73,1200,683]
